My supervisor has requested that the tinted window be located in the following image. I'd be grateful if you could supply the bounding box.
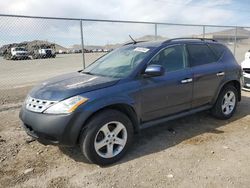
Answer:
[208,43,226,60]
[150,45,185,72]
[187,44,217,67]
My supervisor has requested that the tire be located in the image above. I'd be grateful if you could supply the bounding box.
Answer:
[79,109,134,166]
[32,55,38,59]
[211,85,238,119]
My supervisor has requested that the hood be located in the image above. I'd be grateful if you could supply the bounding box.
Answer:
[242,59,250,69]
[16,51,28,54]
[245,51,250,60]
[241,52,250,69]
[29,72,119,101]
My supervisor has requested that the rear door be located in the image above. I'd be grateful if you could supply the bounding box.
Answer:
[140,44,193,122]
[186,43,226,108]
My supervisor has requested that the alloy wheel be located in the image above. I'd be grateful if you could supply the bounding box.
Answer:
[94,121,127,158]
[221,91,236,115]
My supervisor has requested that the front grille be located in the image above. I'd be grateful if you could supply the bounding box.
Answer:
[243,68,250,74]
[244,76,250,82]
[17,53,27,56]
[243,76,250,88]
[25,96,57,113]
[45,50,52,55]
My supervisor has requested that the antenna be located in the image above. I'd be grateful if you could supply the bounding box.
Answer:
[129,35,137,44]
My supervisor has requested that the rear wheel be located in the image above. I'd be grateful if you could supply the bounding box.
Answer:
[80,109,134,166]
[33,55,38,59]
[211,85,238,119]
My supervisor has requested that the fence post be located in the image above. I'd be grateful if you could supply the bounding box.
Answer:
[154,23,158,41]
[233,26,237,56]
[80,20,86,69]
[203,25,205,39]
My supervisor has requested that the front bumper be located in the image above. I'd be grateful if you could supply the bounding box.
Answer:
[243,74,250,91]
[13,55,29,59]
[40,54,53,58]
[19,106,91,146]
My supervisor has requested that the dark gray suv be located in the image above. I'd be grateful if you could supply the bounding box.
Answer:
[20,38,242,165]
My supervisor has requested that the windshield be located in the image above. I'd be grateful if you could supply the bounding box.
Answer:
[83,46,152,78]
[15,48,26,51]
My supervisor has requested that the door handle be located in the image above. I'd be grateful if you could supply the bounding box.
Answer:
[216,72,225,76]
[181,78,193,84]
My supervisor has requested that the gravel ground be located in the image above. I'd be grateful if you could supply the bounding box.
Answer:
[1,47,250,188]
[0,91,250,188]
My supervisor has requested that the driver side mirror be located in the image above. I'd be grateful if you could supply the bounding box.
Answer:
[143,64,165,77]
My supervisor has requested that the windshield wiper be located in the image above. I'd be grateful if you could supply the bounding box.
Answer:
[82,71,94,75]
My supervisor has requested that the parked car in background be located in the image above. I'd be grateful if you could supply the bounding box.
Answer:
[72,49,82,54]
[57,49,67,54]
[30,44,56,59]
[3,47,29,60]
[241,50,250,91]
[20,38,242,165]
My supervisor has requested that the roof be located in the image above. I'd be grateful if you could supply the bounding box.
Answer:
[124,38,219,48]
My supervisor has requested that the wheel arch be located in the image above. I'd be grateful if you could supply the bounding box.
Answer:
[213,80,241,104]
[77,103,140,144]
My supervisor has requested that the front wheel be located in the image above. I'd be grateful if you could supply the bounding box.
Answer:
[211,85,238,119]
[79,109,134,166]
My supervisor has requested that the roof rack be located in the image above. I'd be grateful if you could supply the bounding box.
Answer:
[163,38,217,44]
[123,40,147,46]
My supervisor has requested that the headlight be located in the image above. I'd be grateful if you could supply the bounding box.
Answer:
[44,96,88,114]
[25,95,32,104]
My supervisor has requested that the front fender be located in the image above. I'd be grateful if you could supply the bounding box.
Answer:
[68,95,138,144]
[83,95,136,112]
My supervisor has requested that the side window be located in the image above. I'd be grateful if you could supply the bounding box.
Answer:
[186,44,217,67]
[150,45,186,72]
[208,43,226,60]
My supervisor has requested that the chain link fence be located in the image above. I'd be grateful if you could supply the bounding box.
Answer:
[0,14,250,105]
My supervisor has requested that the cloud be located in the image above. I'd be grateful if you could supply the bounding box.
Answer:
[0,0,242,46]
[197,0,232,7]
[0,0,235,23]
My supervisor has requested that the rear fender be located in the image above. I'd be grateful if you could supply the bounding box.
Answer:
[212,79,241,105]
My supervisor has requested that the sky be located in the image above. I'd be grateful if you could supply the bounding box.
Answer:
[0,0,250,47]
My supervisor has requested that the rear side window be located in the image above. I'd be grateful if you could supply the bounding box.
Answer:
[186,44,217,67]
[208,43,226,60]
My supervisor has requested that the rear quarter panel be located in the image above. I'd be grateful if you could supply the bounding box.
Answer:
[212,47,242,104]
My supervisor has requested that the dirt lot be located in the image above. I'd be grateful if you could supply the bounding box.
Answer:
[0,91,250,188]
[0,48,250,188]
